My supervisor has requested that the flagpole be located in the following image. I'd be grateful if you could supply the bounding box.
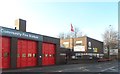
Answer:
[72,32,74,52]
[72,37,74,52]
[69,36,70,51]
[70,23,74,52]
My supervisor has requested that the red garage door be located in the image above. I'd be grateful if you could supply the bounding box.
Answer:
[50,44,55,65]
[27,40,37,67]
[42,42,55,66]
[0,36,10,69]
[42,43,48,66]
[17,39,27,68]
[17,39,37,68]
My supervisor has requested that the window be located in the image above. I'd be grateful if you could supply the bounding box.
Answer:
[60,53,66,56]
[63,42,69,48]
[33,54,36,57]
[81,53,83,56]
[89,56,92,59]
[63,42,69,45]
[75,53,80,56]
[45,54,48,57]
[51,54,55,57]
[88,42,91,47]
[4,52,8,58]
[42,54,44,57]
[22,53,26,57]
[17,54,20,57]
[28,53,32,57]
[93,53,96,57]
[97,54,99,58]
[76,41,82,45]
[72,56,75,59]
[49,54,52,57]
[76,43,82,46]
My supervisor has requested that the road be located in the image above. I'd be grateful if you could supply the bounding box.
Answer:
[2,60,119,73]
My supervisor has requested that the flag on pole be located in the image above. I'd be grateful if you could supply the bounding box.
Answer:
[71,24,74,32]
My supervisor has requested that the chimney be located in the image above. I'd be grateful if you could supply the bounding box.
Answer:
[15,18,26,32]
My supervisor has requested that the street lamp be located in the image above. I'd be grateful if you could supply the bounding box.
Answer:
[108,25,111,59]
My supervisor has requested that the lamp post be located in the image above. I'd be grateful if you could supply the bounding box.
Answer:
[108,25,111,59]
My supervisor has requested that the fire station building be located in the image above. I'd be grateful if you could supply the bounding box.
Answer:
[0,19,70,69]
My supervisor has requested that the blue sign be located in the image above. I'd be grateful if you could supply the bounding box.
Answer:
[0,26,43,41]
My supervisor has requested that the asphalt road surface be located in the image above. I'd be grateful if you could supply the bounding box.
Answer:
[2,60,119,73]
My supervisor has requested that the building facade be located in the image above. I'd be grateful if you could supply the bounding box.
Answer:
[60,36,104,59]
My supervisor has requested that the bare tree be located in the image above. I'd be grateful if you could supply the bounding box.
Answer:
[71,27,83,38]
[71,27,79,38]
[65,32,71,39]
[102,25,118,49]
[58,32,65,39]
[58,27,83,39]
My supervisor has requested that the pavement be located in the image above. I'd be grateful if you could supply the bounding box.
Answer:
[2,60,119,73]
